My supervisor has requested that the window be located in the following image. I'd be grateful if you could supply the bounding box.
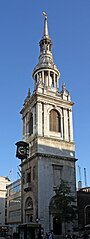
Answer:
[55,74,57,87]
[26,113,28,134]
[49,44,51,51]
[52,78,54,87]
[29,113,33,135]
[53,165,62,187]
[22,172,25,184]
[9,210,21,219]
[35,74,37,83]
[9,184,21,196]
[9,197,21,207]
[25,197,33,223]
[23,117,25,135]
[50,109,61,132]
[44,71,48,84]
[27,169,31,183]
[25,197,33,210]
[50,72,54,87]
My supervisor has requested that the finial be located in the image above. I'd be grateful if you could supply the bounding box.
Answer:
[27,88,30,98]
[62,82,66,91]
[43,11,49,37]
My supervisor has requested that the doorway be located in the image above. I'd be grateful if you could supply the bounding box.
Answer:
[53,217,62,235]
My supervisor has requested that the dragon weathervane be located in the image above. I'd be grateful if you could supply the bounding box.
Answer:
[43,11,47,18]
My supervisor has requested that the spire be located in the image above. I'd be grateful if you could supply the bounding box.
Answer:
[43,12,49,38]
[32,13,60,89]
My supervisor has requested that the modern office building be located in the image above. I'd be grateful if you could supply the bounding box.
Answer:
[0,176,11,225]
[7,179,21,225]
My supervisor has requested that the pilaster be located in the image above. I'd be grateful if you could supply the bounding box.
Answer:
[33,106,36,135]
[42,71,44,84]
[37,102,42,136]
[69,109,74,142]
[63,109,69,141]
[44,104,48,136]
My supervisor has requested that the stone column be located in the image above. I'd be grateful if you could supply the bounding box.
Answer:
[46,74,48,87]
[42,71,44,84]
[54,72,55,87]
[48,70,50,86]
[34,74,37,90]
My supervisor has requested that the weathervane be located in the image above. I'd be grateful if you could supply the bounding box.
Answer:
[43,11,47,19]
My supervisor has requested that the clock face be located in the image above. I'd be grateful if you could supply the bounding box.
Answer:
[18,146,26,155]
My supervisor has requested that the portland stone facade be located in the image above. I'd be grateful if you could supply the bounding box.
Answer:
[20,13,77,235]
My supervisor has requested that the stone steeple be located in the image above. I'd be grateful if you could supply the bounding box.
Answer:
[32,13,60,91]
[20,14,77,235]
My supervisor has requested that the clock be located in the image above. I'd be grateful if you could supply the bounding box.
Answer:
[16,141,29,159]
[18,146,26,156]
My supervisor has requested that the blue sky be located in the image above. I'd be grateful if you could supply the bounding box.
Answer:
[0,0,90,188]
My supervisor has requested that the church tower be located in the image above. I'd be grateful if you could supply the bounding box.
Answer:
[20,13,76,235]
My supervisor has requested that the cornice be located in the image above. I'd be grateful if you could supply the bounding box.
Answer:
[20,152,78,167]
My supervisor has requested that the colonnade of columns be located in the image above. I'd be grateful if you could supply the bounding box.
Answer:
[34,70,58,89]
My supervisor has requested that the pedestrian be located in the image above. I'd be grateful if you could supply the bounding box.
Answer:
[48,231,53,239]
[44,232,49,239]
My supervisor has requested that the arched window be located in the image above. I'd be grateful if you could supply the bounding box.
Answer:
[25,197,33,223]
[29,113,33,135]
[25,197,33,210]
[49,109,61,132]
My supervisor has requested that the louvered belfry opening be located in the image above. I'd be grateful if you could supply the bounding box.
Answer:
[50,109,61,132]
[29,113,33,135]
